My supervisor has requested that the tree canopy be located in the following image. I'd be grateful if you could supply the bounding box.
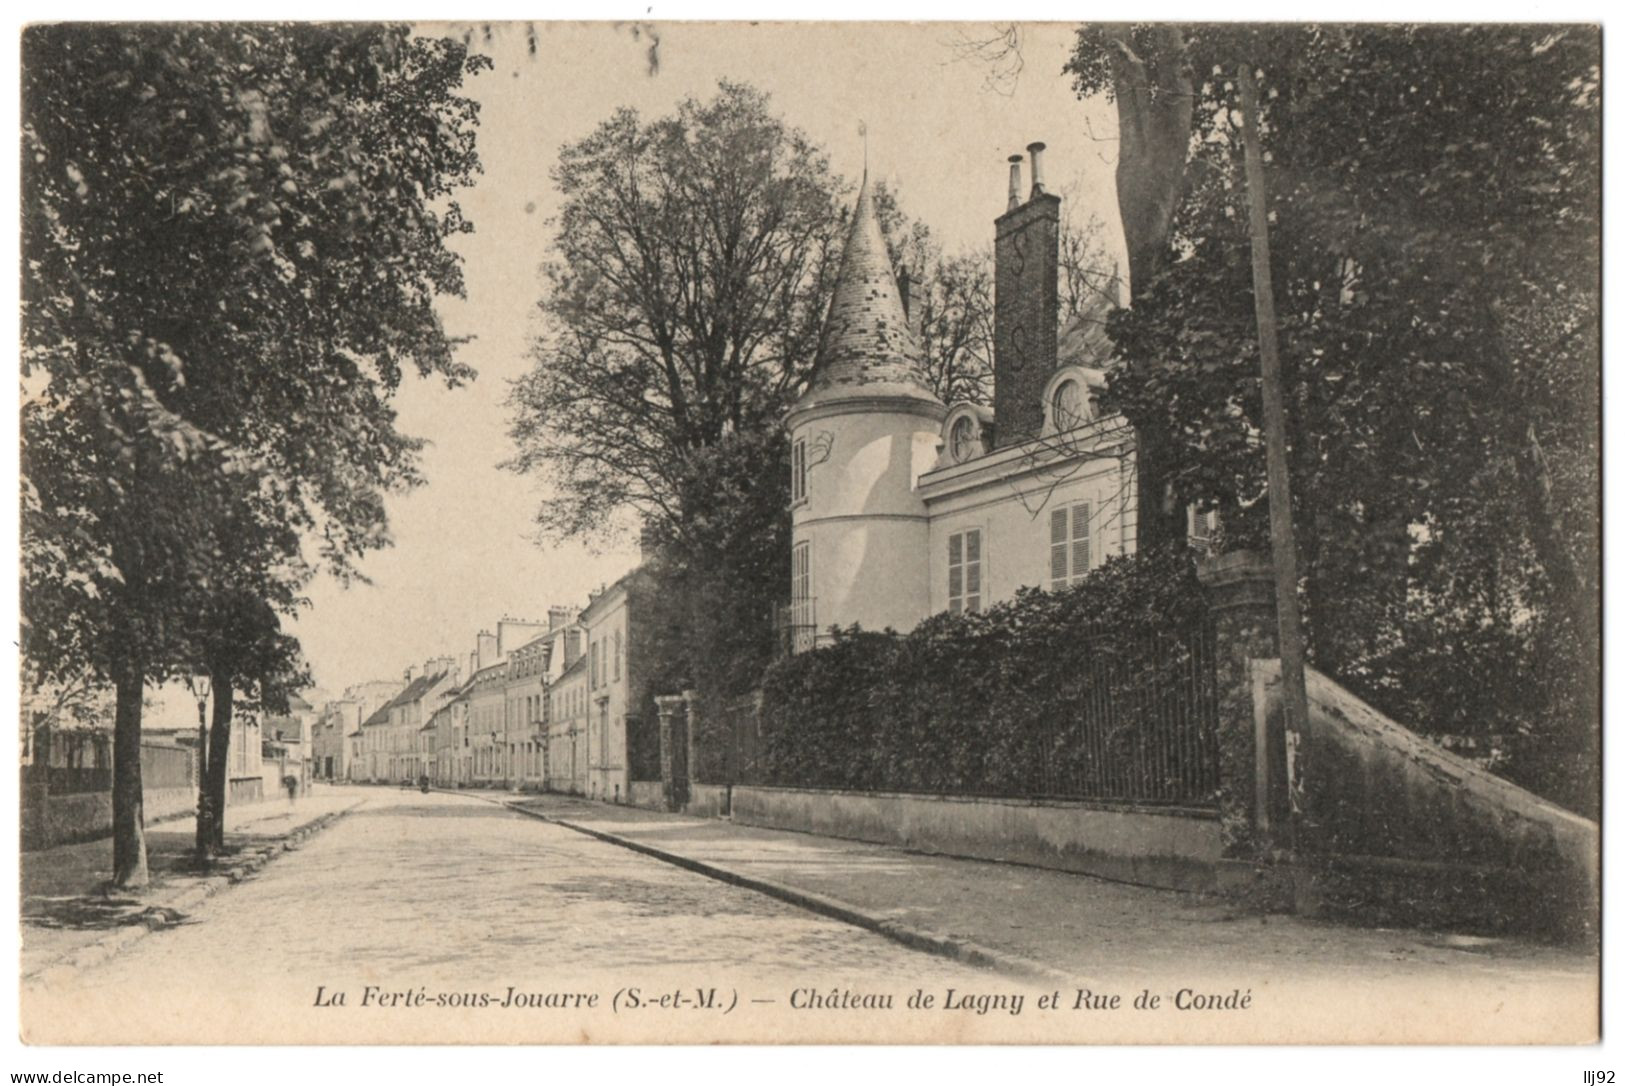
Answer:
[1069,24,1599,810]
[22,23,491,882]
[506,81,848,544]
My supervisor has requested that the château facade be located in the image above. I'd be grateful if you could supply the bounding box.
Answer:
[786,143,1145,648]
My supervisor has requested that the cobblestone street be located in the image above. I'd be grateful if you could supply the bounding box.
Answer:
[23,789,989,1044]
[21,787,1598,1045]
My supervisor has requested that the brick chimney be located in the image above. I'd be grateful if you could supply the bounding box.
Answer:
[476,631,498,669]
[992,141,1061,448]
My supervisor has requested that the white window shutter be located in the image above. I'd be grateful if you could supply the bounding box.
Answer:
[1050,508,1069,586]
[1072,503,1092,580]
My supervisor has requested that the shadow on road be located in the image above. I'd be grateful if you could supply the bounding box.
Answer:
[23,894,198,933]
[351,800,515,820]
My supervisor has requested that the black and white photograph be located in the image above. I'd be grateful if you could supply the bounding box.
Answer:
[11,16,1603,1055]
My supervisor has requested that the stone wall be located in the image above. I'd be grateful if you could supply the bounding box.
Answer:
[1255,661,1600,937]
[627,780,664,811]
[684,783,731,819]
[21,784,197,850]
[730,785,1221,892]
[228,776,265,806]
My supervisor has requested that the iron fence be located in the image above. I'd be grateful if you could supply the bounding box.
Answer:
[727,618,1222,808]
[1029,624,1222,806]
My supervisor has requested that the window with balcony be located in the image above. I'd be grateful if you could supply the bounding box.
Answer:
[790,541,813,651]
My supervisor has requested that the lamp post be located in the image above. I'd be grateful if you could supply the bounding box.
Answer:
[187,673,212,859]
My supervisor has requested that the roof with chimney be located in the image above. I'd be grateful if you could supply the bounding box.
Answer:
[796,171,941,413]
[360,668,450,726]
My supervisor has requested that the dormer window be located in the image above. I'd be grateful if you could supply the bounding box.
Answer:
[938,404,992,469]
[1041,366,1104,436]
[1051,379,1089,430]
[950,416,977,463]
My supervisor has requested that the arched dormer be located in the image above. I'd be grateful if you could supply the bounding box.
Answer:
[1040,365,1109,437]
[935,403,995,470]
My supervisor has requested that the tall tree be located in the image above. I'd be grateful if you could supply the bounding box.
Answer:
[22,24,489,885]
[1065,25,1194,298]
[1084,26,1599,810]
[1065,26,1197,550]
[506,81,845,544]
[192,590,307,858]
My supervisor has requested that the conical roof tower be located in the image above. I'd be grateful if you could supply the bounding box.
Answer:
[798,173,942,410]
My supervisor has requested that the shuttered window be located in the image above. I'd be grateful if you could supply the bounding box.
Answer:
[1049,502,1093,590]
[791,542,813,647]
[947,529,982,614]
[1187,506,1219,556]
[792,438,807,503]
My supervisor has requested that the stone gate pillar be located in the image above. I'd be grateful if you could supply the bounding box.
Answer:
[654,694,689,812]
[681,689,699,794]
[1196,549,1289,861]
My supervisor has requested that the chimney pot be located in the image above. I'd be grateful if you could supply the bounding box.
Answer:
[1027,142,1047,198]
[1006,154,1023,211]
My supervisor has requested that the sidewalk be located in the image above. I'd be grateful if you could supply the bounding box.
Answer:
[21,787,364,981]
[504,791,1597,987]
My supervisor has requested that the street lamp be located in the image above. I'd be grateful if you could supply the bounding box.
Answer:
[186,673,212,857]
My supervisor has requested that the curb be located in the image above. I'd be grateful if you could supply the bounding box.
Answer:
[24,804,361,988]
[498,798,1078,987]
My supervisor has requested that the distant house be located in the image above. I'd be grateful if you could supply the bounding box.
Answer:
[578,567,664,804]
[353,661,460,783]
[316,680,401,782]
[505,632,551,790]
[547,652,588,795]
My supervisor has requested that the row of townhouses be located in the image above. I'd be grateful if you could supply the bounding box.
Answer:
[311,570,660,804]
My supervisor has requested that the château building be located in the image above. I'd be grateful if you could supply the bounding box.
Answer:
[786,143,1149,647]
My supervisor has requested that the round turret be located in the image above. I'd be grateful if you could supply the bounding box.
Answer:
[785,172,945,644]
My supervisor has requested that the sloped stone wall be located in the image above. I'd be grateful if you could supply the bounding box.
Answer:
[1254,661,1599,937]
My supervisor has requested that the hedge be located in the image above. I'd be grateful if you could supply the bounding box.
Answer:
[756,549,1219,803]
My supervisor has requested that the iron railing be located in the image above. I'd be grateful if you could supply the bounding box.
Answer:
[1026,624,1221,806]
[772,598,822,657]
[724,619,1221,808]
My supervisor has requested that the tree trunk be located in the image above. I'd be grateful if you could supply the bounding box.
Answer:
[1106,25,1195,299]
[111,656,149,889]
[206,678,235,852]
[193,693,212,862]
[1104,25,1196,553]
[1481,301,1598,708]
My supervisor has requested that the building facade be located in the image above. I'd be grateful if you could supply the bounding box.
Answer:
[504,634,549,790]
[547,654,588,794]
[786,148,1151,644]
[315,680,401,782]
[578,569,665,803]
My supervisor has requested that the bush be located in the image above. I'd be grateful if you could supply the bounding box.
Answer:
[757,549,1216,802]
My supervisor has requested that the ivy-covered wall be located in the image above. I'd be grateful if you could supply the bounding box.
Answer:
[756,549,1219,803]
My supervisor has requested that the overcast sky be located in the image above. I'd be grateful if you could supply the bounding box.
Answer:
[217,22,1125,708]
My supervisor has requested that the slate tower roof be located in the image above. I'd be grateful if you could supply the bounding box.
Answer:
[798,172,941,411]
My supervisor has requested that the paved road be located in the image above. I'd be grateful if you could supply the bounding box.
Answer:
[23,790,991,1044]
[22,789,1599,1045]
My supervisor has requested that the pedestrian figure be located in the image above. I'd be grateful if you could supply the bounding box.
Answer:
[283,774,298,808]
